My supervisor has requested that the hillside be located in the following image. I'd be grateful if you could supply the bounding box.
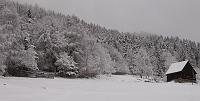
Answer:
[0,0,200,78]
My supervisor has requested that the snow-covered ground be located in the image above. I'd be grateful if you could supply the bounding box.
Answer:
[0,75,200,101]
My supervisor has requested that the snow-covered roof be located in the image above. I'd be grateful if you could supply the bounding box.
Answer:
[166,61,189,75]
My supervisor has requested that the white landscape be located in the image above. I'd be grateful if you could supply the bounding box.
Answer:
[1,0,200,101]
[0,75,200,101]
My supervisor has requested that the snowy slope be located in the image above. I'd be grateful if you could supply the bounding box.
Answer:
[0,75,200,101]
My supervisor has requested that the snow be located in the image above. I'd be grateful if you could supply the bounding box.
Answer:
[0,75,200,101]
[166,60,188,74]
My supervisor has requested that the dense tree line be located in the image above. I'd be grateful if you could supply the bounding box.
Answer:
[0,0,199,78]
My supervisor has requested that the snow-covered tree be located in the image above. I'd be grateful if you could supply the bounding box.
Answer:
[161,51,177,73]
[131,47,153,78]
[55,52,78,78]
[106,45,129,74]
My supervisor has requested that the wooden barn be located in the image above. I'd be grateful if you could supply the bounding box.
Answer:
[166,61,197,83]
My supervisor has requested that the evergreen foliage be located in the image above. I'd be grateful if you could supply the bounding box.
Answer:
[55,52,78,78]
[0,0,200,78]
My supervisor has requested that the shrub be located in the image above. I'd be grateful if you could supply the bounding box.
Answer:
[0,65,7,76]
[5,48,38,76]
[78,67,98,78]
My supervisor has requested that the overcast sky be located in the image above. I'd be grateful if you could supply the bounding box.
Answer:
[15,0,200,42]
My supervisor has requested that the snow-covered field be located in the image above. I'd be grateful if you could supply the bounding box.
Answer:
[0,75,200,101]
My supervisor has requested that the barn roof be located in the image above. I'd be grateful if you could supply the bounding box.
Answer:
[166,60,189,75]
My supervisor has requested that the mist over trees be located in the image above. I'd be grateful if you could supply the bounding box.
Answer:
[0,0,200,78]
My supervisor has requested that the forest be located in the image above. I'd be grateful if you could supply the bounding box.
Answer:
[0,0,200,79]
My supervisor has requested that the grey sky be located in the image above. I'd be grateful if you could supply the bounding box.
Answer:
[15,0,200,42]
